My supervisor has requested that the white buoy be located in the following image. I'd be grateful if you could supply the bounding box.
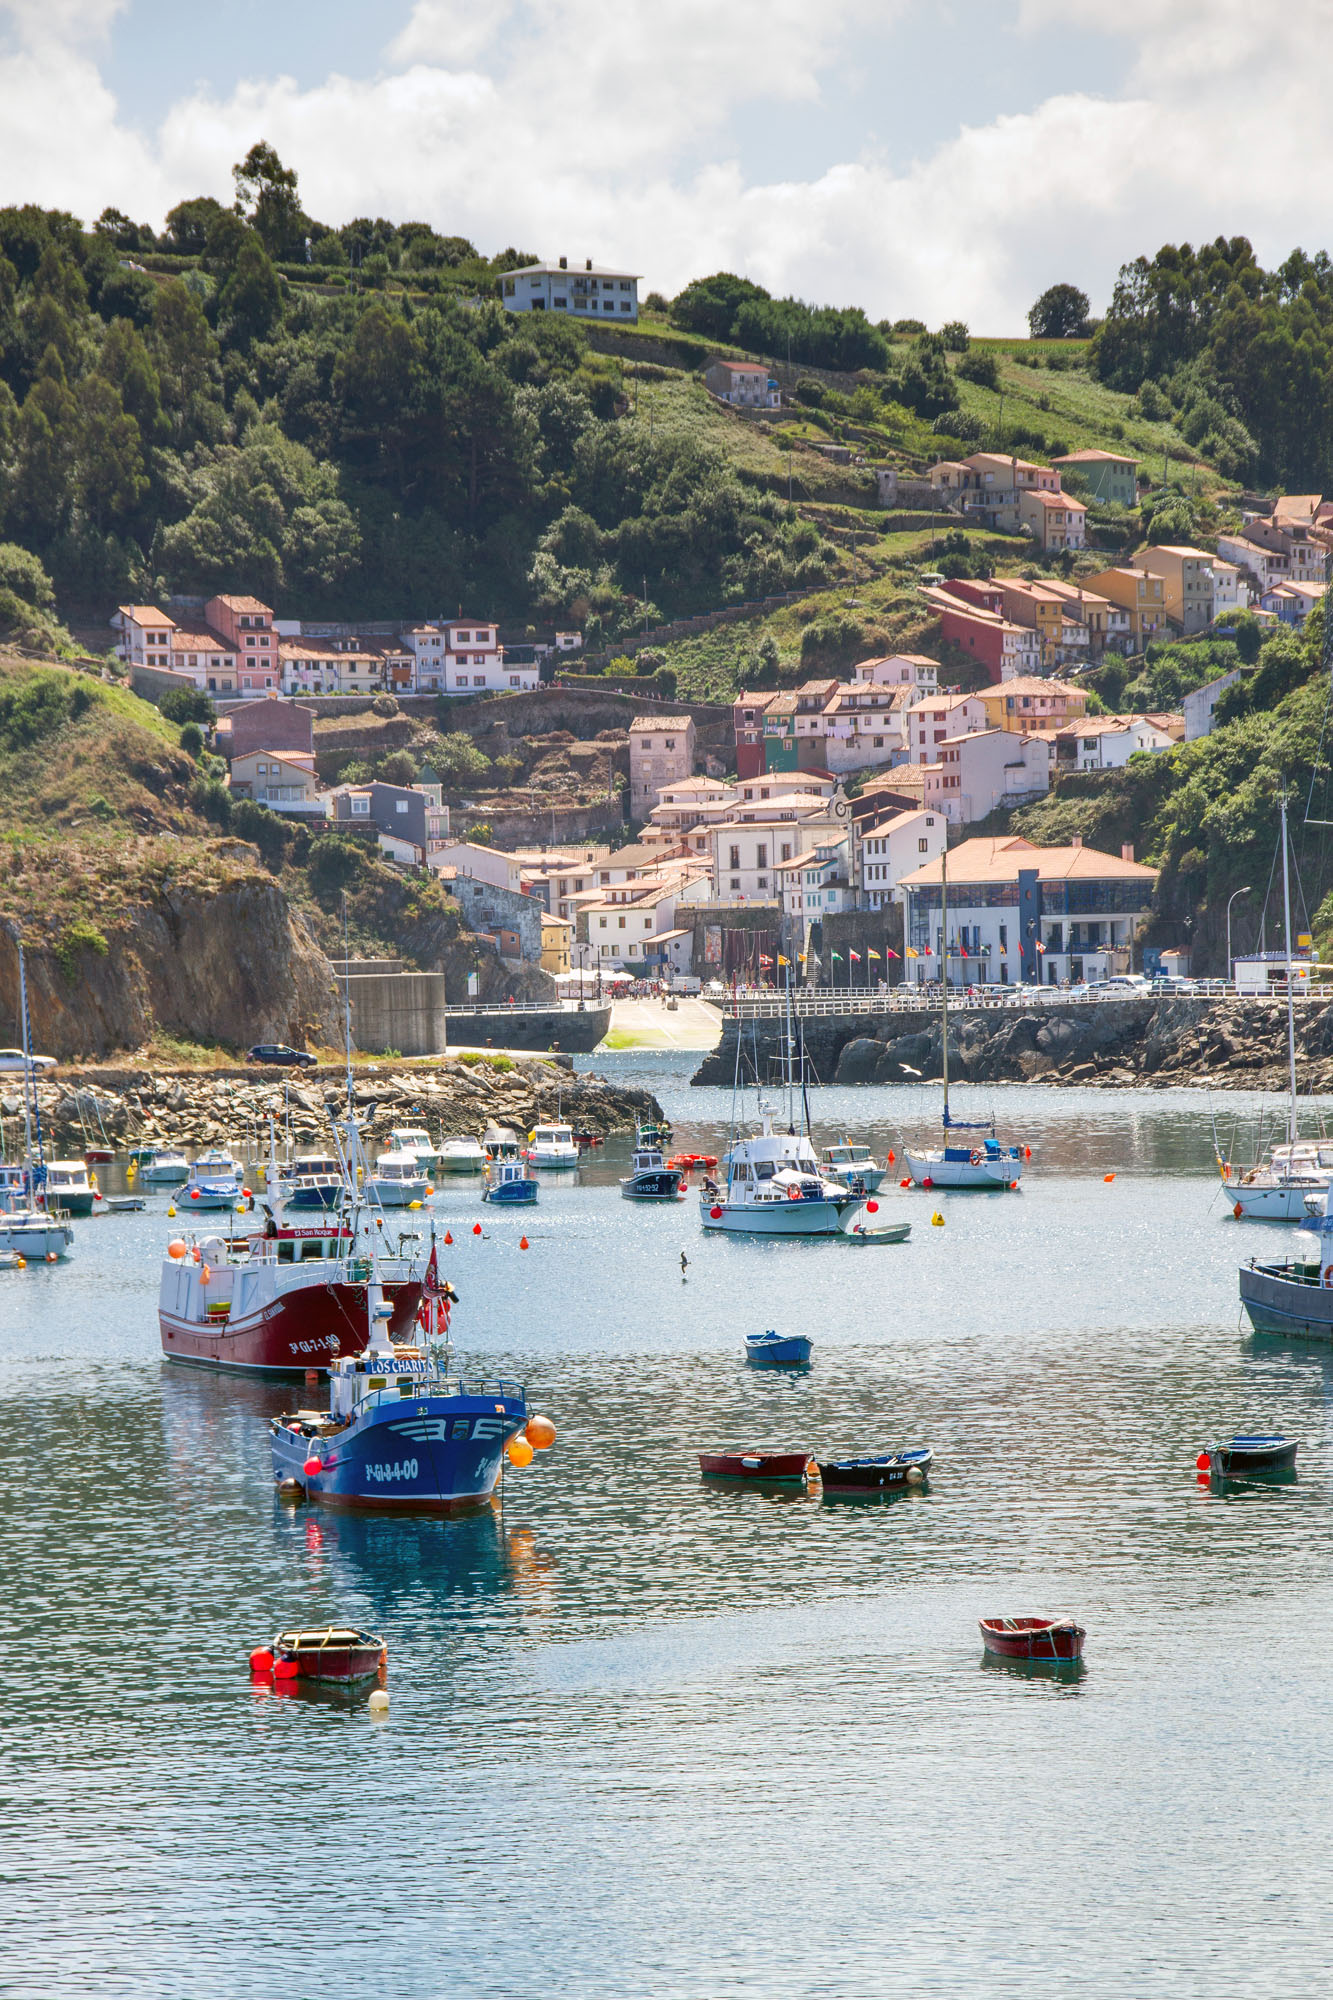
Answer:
[907,1465,924,1486]
[368,1688,390,1716]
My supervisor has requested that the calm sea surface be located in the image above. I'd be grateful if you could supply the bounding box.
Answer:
[5,1058,1333,1997]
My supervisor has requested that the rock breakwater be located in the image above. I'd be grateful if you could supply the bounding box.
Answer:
[3,1056,660,1159]
[693,998,1333,1093]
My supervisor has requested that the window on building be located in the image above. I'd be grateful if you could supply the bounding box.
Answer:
[351,797,369,816]
[756,845,767,868]
[729,846,740,869]
[598,917,607,929]
[618,916,626,929]
[729,878,740,891]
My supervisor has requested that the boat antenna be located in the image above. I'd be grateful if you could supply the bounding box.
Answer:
[1279,789,1298,1149]
[940,841,950,1130]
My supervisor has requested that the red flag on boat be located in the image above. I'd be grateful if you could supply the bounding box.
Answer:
[424,1242,443,1296]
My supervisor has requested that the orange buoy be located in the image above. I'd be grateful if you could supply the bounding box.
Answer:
[1233,1202,1243,1219]
[525,1415,557,1450]
[506,1435,535,1468]
[1103,1173,1116,1183]
[444,1231,453,1244]
[900,1177,910,1188]
[519,1236,529,1249]
[887,1149,895,1165]
[167,1238,186,1260]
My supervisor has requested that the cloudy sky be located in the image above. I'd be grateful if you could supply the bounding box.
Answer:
[2,0,1324,328]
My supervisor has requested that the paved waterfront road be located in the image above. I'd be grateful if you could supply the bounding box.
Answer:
[604,996,722,1050]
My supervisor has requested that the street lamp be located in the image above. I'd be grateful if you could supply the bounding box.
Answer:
[1226,885,1251,988]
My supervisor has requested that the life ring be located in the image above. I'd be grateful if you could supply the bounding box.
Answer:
[1324,1264,1333,1287]
[786,1183,802,1201]
[970,1150,982,1167]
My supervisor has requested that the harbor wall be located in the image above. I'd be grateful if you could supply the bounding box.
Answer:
[692,997,1333,1092]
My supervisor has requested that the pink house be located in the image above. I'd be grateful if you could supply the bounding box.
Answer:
[205,594,278,694]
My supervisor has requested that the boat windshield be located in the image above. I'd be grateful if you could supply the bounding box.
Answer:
[395,1130,431,1150]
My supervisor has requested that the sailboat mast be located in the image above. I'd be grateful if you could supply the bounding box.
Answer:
[1280,792,1298,1147]
[941,843,950,1128]
[17,943,34,1172]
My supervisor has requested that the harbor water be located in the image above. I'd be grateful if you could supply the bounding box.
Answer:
[6,1056,1333,1996]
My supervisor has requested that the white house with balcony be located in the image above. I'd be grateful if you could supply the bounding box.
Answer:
[499,258,639,323]
[403,620,538,695]
[704,359,779,408]
[851,652,940,694]
[923,729,1051,825]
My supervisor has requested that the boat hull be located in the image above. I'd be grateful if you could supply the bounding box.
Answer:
[621,1169,685,1200]
[160,1278,423,1374]
[273,1631,386,1684]
[272,1388,526,1512]
[49,1190,95,1216]
[818,1449,932,1493]
[1226,1179,1323,1221]
[698,1450,811,1482]
[367,1181,429,1207]
[980,1618,1084,1661]
[745,1336,813,1367]
[139,1164,190,1185]
[701,1197,846,1236]
[438,1155,485,1175]
[903,1149,1021,1190]
[0,1216,73,1257]
[1207,1436,1299,1476]
[1239,1262,1333,1340]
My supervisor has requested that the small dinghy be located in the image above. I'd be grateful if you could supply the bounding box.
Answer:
[256,1627,387,1685]
[744,1331,813,1368]
[698,1448,812,1483]
[817,1446,932,1493]
[105,1196,146,1213]
[980,1615,1085,1662]
[1201,1434,1299,1478]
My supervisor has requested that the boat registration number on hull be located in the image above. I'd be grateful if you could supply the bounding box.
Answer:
[367,1459,420,1483]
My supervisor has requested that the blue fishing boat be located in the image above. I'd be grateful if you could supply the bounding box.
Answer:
[745,1330,813,1368]
[269,1243,533,1512]
[482,1159,539,1205]
[1203,1434,1299,1477]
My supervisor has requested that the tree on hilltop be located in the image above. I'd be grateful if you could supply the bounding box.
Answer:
[1028,283,1092,339]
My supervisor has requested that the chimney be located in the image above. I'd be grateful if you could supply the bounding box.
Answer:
[586,258,592,271]
[1071,834,1083,849]
[1122,843,1135,863]
[559,255,567,270]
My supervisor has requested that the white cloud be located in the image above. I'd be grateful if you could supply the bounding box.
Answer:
[2,0,1332,327]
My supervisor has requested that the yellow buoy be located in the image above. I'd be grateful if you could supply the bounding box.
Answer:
[931,1211,944,1227]
[408,1200,422,1210]
[167,1204,176,1218]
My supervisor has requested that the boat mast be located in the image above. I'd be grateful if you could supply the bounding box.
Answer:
[17,943,34,1173]
[1280,791,1298,1148]
[941,843,950,1129]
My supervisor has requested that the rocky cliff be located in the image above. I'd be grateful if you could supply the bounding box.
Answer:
[0,875,343,1061]
[694,998,1333,1093]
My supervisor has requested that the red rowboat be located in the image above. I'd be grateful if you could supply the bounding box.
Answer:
[698,1448,812,1483]
[979,1616,1085,1662]
[272,1627,387,1684]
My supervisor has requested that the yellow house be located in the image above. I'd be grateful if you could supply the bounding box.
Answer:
[1084,568,1166,643]
[977,677,1089,733]
[540,913,574,975]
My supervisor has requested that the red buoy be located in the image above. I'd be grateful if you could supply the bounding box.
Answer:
[444,1231,453,1244]
[887,1149,895,1165]
[303,1456,323,1477]
[1196,1451,1211,1471]
[1233,1202,1243,1219]
[189,1189,200,1200]
[922,1177,934,1189]
[900,1178,910,1188]
[249,1647,274,1674]
[866,1199,879,1213]
[709,1205,723,1219]
[472,1222,482,1235]
[519,1236,529,1249]
[274,1657,299,1681]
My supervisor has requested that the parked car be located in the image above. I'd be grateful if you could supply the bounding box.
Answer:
[1089,976,1150,995]
[0,1048,57,1072]
[1148,974,1196,994]
[246,1044,319,1068]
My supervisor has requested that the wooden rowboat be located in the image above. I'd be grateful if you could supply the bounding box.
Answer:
[273,1626,387,1684]
[1204,1434,1299,1477]
[698,1448,812,1483]
[979,1616,1085,1662]
[817,1446,932,1493]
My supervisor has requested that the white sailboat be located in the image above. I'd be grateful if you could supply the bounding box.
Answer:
[1223,796,1327,1220]
[902,844,1025,1191]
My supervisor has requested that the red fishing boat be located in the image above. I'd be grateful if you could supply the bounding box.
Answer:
[158,1218,423,1374]
[263,1627,387,1684]
[979,1616,1085,1662]
[698,1447,812,1483]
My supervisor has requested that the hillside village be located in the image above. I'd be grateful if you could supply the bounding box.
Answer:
[87,450,1329,1002]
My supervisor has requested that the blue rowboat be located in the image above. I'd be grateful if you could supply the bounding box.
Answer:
[745,1330,813,1368]
[482,1161,539,1204]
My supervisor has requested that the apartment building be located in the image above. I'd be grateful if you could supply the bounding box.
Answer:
[1134,546,1215,634]
[629,714,695,819]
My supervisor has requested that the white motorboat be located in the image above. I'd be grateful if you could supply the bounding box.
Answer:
[526,1122,579,1168]
[388,1126,439,1170]
[902,842,1024,1192]
[820,1143,886,1194]
[138,1147,191,1186]
[700,1111,859,1235]
[44,1158,97,1216]
[482,1123,521,1161]
[367,1150,431,1206]
[269,1149,345,1212]
[438,1135,486,1174]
